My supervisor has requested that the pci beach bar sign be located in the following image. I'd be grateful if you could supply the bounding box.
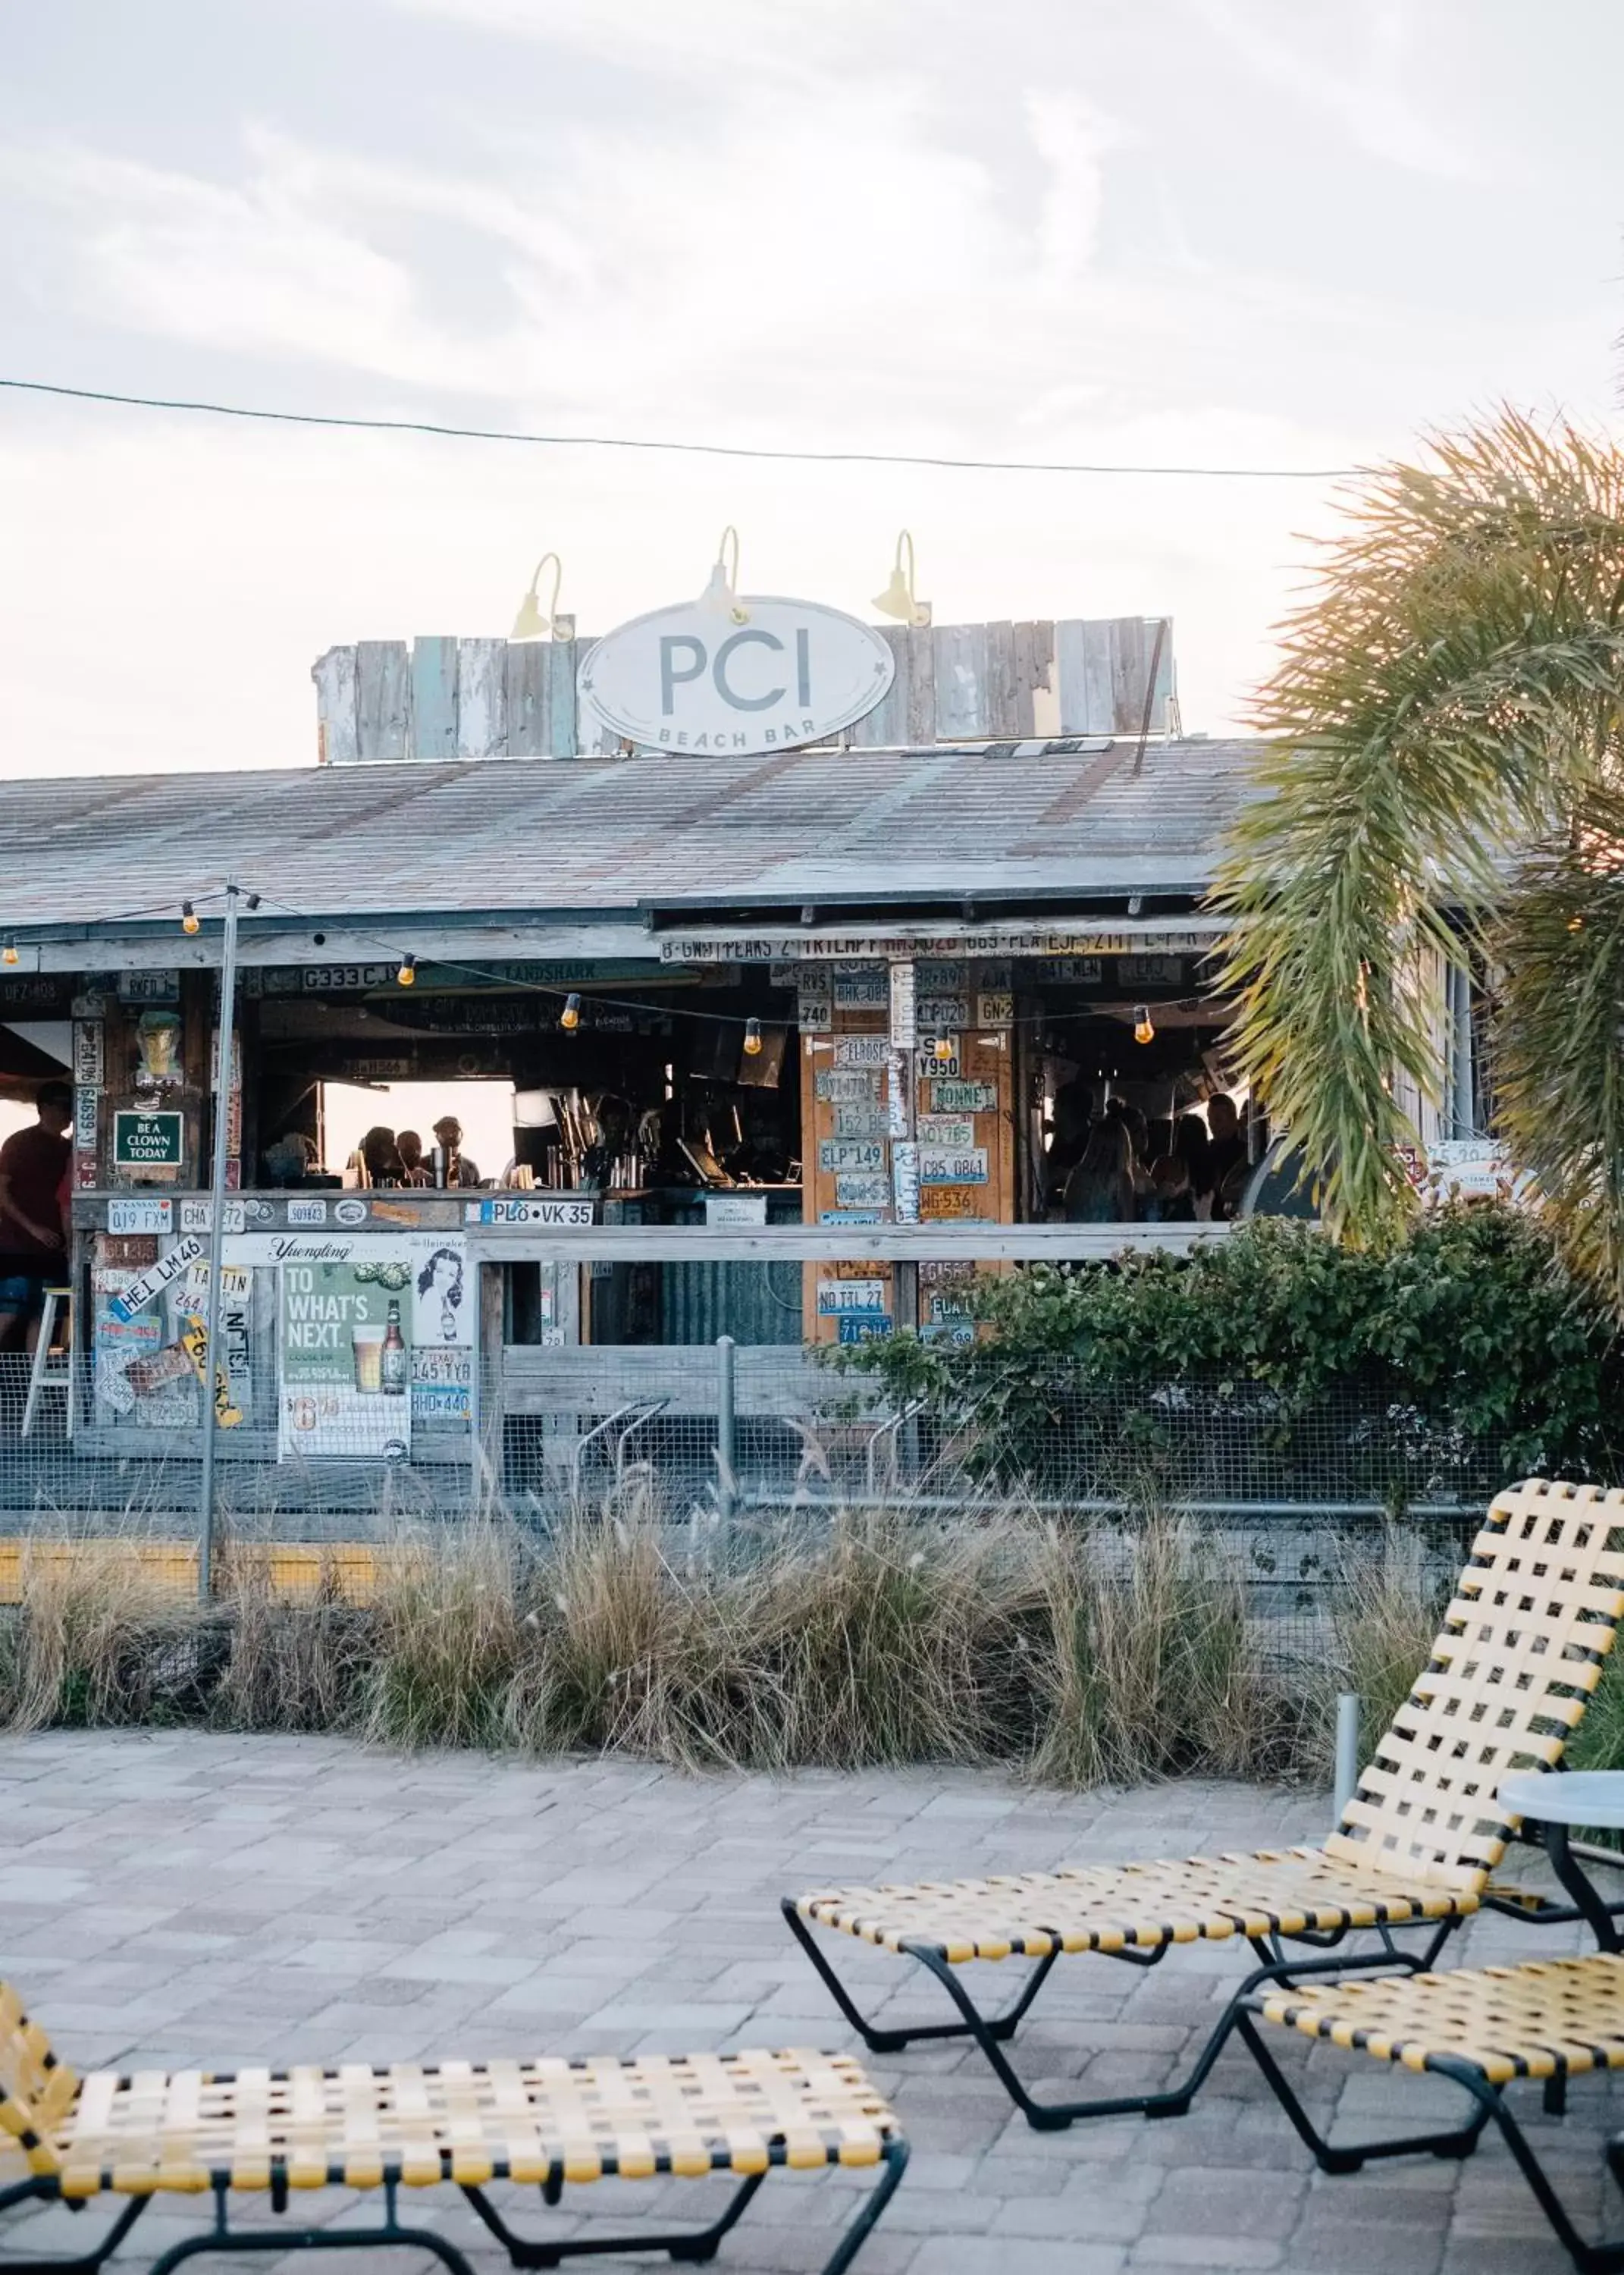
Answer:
[578,596,896,757]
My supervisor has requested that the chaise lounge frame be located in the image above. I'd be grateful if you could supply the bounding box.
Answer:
[0,2004,908,2275]
[1236,1949,1624,2273]
[785,1479,1624,2128]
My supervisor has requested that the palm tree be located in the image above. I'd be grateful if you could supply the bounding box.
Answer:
[1215,410,1624,1311]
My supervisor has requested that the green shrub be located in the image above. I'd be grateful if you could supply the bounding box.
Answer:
[836,1207,1624,1489]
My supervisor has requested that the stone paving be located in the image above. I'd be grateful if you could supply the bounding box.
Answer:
[2,1729,1621,2275]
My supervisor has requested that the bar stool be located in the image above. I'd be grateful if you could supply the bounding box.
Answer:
[21,1285,73,1440]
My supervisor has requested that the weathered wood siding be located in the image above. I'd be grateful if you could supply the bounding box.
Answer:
[315,617,1174,763]
[353,640,412,763]
[310,647,359,766]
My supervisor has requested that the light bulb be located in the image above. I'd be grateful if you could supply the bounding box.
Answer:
[181,901,200,936]
[1,936,16,966]
[743,1018,763,1057]
[931,1037,955,1062]
[1568,916,1585,934]
[1133,1005,1155,1046]
[560,993,582,1031]
[397,955,416,987]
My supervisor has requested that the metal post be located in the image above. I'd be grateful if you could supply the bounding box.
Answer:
[1334,1692,1360,1828]
[197,880,241,1601]
[715,1335,737,1526]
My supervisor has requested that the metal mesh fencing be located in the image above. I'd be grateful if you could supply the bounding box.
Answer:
[0,1338,1535,1531]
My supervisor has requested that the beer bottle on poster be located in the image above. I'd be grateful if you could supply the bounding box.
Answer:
[381,1301,408,1395]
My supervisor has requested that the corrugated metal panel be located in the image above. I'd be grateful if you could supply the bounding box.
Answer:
[0,737,1262,933]
[660,1260,805,1348]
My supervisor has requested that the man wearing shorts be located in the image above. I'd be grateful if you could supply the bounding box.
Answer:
[0,1080,72,1354]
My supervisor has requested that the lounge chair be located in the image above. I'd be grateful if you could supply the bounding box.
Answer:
[783,1478,1624,2128]
[0,1982,908,2275]
[1238,1952,1624,2272]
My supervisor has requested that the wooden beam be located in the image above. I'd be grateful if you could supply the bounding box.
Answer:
[464,1222,1230,1263]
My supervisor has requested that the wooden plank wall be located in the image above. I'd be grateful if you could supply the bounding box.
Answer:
[314,617,1174,764]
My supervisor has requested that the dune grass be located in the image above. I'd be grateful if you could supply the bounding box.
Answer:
[0,1505,1377,1787]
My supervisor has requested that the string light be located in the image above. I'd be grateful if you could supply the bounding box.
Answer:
[742,1017,763,1056]
[930,1037,955,1062]
[1133,1005,1155,1045]
[1568,916,1585,934]
[397,954,417,987]
[1,936,17,966]
[181,901,200,935]
[560,993,582,1031]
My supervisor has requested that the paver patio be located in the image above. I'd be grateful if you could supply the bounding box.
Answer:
[2,1728,1619,2274]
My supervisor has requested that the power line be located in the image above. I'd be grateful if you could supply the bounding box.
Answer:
[0,375,1354,481]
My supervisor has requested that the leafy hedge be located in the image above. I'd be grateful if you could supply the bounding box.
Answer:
[839,1208,1624,1492]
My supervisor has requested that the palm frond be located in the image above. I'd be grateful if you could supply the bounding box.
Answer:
[1494,801,1624,1310]
[1215,409,1624,1247]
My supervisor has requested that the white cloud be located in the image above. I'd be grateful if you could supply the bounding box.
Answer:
[1026,92,1121,294]
[0,0,1616,785]
[385,0,889,92]
[1188,0,1479,180]
[10,138,575,396]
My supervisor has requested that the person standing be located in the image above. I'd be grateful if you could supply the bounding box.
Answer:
[431,1115,481,1187]
[0,1081,72,1354]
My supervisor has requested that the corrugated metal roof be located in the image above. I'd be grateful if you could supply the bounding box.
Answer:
[0,738,1263,934]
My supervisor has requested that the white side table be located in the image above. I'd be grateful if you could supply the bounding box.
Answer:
[1499,1771,1624,1953]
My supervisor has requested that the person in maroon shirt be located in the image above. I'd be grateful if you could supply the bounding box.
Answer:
[0,1080,72,1354]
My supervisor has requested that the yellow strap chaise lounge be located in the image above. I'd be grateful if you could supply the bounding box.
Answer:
[1237,1953,1624,2273]
[0,1986,908,2275]
[784,1479,1624,2129]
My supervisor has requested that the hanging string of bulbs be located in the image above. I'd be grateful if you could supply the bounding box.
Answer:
[167,886,791,1046]
[5,892,1193,1056]
[7,895,1199,1056]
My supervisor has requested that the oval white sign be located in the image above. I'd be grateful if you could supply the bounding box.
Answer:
[578,595,895,758]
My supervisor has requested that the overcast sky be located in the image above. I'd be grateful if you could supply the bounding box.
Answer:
[1,0,1619,777]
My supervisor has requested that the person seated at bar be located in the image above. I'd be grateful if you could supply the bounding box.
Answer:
[432,1114,481,1187]
[1173,1111,1212,1207]
[396,1129,429,1185]
[1064,1119,1136,1222]
[1205,1093,1248,1220]
[1143,1153,1196,1223]
[359,1125,405,1186]
[0,1080,72,1355]
[1103,1098,1154,1201]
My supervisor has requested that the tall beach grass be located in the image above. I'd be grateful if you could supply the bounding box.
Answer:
[0,1502,1469,1788]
